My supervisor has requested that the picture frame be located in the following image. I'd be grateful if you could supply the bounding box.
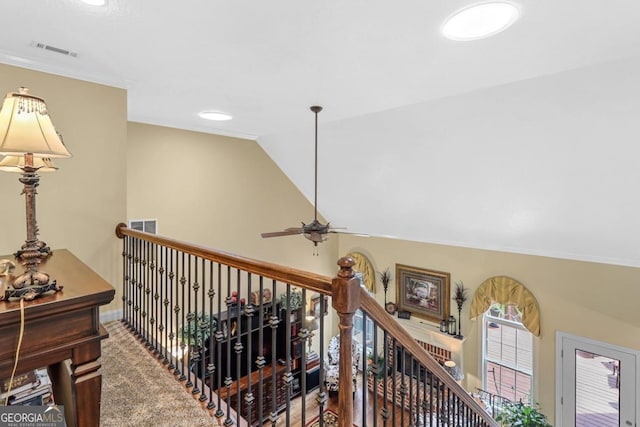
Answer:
[310,295,329,318]
[395,264,450,324]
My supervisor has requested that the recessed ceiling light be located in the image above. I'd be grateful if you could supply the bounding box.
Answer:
[442,2,520,41]
[80,0,107,5]
[198,111,233,121]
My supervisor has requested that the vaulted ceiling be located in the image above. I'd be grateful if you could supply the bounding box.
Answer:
[2,0,640,266]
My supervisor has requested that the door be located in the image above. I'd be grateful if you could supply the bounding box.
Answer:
[558,333,637,427]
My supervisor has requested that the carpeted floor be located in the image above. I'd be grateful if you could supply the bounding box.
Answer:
[100,321,216,426]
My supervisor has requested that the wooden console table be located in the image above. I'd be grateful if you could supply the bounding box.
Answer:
[0,249,115,427]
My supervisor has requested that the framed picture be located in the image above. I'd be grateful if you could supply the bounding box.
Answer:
[395,264,450,323]
[311,295,329,318]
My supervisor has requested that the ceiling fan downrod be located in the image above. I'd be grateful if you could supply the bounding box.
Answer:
[310,105,322,223]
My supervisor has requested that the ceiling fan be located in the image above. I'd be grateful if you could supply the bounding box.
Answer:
[261,105,351,249]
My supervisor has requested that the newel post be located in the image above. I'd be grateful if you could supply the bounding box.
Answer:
[331,256,361,427]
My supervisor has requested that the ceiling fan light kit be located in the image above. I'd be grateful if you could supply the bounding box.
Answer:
[261,106,347,254]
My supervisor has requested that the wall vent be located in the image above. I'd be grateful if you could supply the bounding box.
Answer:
[31,41,78,58]
[128,219,157,234]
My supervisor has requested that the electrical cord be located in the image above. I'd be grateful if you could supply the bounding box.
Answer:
[3,298,26,406]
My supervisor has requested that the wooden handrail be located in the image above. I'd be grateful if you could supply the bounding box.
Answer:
[116,224,497,426]
[115,223,333,296]
[360,288,499,426]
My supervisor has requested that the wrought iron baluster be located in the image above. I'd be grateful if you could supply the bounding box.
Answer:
[371,317,378,427]
[152,243,162,357]
[214,262,224,419]
[189,254,199,392]
[269,279,279,426]
[178,252,187,381]
[123,236,130,325]
[143,240,150,346]
[161,246,169,365]
[391,339,397,425]
[224,265,232,427]
[169,248,177,372]
[245,272,254,424]
[149,243,159,356]
[409,354,414,427]
[283,285,292,427]
[400,347,406,427]
[316,292,326,424]
[300,288,307,427]
[204,258,214,405]
[382,331,389,427]
[362,310,368,427]
[420,359,426,427]
[135,238,142,337]
[256,276,265,425]
[121,236,127,324]
[234,269,243,422]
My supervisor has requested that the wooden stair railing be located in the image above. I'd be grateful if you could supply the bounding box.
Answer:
[115,224,497,426]
[334,256,498,427]
[115,223,332,295]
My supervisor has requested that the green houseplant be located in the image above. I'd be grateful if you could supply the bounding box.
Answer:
[495,401,552,427]
[279,288,303,311]
[179,313,216,349]
[366,353,387,380]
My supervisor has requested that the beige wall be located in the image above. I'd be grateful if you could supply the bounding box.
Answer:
[126,122,339,347]
[338,234,640,420]
[0,64,127,313]
[126,122,338,273]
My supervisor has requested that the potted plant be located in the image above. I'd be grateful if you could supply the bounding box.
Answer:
[366,353,388,394]
[179,313,216,350]
[179,313,217,376]
[366,353,386,380]
[495,401,552,427]
[279,287,303,311]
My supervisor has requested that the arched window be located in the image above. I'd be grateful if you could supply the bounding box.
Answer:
[470,276,541,404]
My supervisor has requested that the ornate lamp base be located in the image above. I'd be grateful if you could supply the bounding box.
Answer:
[3,280,62,301]
[2,269,63,301]
[15,241,52,259]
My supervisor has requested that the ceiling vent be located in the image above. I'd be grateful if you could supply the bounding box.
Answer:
[31,41,78,58]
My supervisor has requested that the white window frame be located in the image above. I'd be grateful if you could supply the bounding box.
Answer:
[481,308,534,403]
[353,273,374,370]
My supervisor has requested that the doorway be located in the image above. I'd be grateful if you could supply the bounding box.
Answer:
[556,333,637,427]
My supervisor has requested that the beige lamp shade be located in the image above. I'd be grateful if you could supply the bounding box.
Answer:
[305,315,319,331]
[0,88,72,158]
[0,155,58,172]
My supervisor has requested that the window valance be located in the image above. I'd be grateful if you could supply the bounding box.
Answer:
[469,276,541,337]
[347,251,375,293]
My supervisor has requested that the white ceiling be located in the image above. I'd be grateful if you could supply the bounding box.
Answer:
[2,0,640,267]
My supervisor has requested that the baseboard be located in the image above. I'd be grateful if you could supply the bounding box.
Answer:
[100,309,122,323]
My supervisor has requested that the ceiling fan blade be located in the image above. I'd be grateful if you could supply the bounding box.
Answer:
[329,230,371,238]
[261,229,304,238]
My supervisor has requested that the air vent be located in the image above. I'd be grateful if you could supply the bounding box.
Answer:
[31,41,78,58]
[128,219,158,234]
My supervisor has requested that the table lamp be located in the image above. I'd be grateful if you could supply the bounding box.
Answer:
[444,360,464,382]
[0,87,71,300]
[0,155,58,259]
